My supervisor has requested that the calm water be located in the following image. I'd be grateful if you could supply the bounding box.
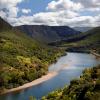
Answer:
[0,52,100,100]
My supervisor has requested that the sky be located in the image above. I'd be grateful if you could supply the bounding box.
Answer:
[0,0,100,27]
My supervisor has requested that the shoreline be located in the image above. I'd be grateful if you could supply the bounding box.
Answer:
[90,51,100,59]
[1,72,58,95]
[0,52,65,95]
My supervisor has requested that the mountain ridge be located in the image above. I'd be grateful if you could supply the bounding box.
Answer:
[16,25,80,43]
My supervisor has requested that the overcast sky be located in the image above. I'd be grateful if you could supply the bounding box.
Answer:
[0,0,100,27]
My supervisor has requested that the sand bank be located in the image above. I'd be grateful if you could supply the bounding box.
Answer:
[1,72,58,95]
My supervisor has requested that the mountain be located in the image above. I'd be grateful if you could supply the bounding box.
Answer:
[66,27,100,53]
[73,27,93,32]
[16,25,80,43]
[49,26,100,53]
[0,17,64,93]
[50,26,80,38]
[77,27,100,52]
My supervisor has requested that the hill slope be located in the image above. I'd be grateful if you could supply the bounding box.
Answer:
[0,17,64,93]
[0,17,12,31]
[16,25,80,43]
[51,27,100,53]
[68,27,100,53]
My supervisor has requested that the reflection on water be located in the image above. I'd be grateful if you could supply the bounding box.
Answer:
[0,52,100,100]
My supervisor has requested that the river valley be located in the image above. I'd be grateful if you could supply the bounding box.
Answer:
[0,52,100,100]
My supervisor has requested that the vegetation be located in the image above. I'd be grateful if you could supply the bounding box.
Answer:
[50,27,100,53]
[0,18,100,100]
[0,19,64,93]
[72,27,100,53]
[41,65,100,100]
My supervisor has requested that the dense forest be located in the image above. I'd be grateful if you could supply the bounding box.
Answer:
[0,18,64,93]
[41,65,100,100]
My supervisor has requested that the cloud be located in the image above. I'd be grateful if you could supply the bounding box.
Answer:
[0,0,100,27]
[0,10,7,18]
[22,9,31,14]
[73,0,100,8]
[10,12,99,27]
[46,0,83,11]
[0,0,23,18]
[73,0,100,12]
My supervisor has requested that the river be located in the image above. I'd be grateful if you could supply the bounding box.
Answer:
[0,52,100,100]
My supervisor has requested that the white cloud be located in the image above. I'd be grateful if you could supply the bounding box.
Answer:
[0,0,23,18]
[0,0,100,27]
[73,0,100,12]
[11,12,99,27]
[74,0,100,8]
[0,10,6,18]
[13,10,78,26]
[0,0,23,9]
[22,9,31,14]
[46,0,83,11]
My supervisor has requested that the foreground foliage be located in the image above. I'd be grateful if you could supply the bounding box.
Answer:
[42,65,100,100]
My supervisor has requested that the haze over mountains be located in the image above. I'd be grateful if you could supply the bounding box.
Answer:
[73,27,93,32]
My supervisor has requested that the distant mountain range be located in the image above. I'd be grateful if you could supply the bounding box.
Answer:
[73,27,93,32]
[16,25,80,43]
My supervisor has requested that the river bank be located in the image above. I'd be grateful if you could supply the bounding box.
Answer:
[1,72,58,95]
[90,50,100,59]
[0,52,99,100]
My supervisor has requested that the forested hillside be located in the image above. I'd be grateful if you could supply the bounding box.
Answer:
[0,17,64,93]
[66,27,100,53]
